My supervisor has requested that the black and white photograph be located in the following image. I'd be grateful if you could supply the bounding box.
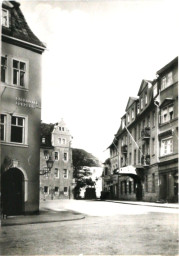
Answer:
[1,0,179,255]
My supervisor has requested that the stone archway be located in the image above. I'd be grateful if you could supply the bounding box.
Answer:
[2,168,25,215]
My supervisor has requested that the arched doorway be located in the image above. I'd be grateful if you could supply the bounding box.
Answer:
[2,168,24,215]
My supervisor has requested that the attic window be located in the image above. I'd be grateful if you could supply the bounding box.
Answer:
[2,9,9,28]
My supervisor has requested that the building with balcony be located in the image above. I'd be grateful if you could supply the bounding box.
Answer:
[1,1,46,215]
[40,119,74,200]
[104,57,178,202]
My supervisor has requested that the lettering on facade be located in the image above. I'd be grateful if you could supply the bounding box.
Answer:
[16,97,38,108]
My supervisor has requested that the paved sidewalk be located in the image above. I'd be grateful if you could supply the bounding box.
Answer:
[103,199,179,209]
[1,207,85,226]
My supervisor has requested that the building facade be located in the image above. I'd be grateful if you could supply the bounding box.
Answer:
[40,119,74,200]
[103,57,178,203]
[1,1,46,215]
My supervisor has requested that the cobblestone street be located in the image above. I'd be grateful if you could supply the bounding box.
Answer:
[1,200,178,255]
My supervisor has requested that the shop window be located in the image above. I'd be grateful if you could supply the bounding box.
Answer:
[1,56,7,83]
[2,9,9,27]
[0,114,6,141]
[13,59,26,87]
[11,116,25,143]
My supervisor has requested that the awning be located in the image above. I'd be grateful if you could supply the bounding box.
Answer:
[119,165,137,175]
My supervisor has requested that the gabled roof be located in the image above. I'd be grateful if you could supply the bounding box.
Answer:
[2,1,46,49]
[125,97,138,111]
[137,79,152,96]
[157,57,178,75]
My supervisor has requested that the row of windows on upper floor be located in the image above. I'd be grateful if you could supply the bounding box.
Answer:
[121,72,175,127]
[111,136,174,169]
[111,104,175,156]
[43,151,68,162]
[42,137,67,145]
[42,168,69,179]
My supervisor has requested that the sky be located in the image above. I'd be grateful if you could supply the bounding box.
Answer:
[19,0,179,162]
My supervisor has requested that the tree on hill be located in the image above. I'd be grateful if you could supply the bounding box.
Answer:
[72,148,101,198]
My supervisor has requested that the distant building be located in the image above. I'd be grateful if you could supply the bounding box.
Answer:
[103,57,178,202]
[1,1,46,215]
[40,119,74,200]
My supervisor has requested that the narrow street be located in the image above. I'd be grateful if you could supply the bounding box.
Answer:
[1,200,178,255]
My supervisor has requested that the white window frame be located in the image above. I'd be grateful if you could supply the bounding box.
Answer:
[161,105,174,124]
[0,114,7,141]
[54,168,59,178]
[11,58,28,89]
[1,55,7,83]
[54,151,59,161]
[58,138,61,144]
[10,115,25,144]
[63,169,68,179]
[2,8,9,28]
[161,137,173,156]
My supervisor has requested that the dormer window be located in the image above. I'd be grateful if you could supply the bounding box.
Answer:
[2,9,9,28]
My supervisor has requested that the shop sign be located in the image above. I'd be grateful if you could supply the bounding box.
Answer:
[16,97,38,108]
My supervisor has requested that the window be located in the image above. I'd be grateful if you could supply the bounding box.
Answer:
[0,114,6,141]
[13,59,26,87]
[152,173,155,192]
[127,113,130,123]
[121,157,123,167]
[161,76,167,90]
[54,151,59,160]
[63,169,68,179]
[44,150,49,160]
[64,187,68,195]
[2,9,9,27]
[58,138,61,144]
[59,127,61,131]
[161,137,173,156]
[11,116,25,143]
[129,181,132,194]
[55,187,59,194]
[42,137,45,144]
[62,127,64,131]
[64,152,68,161]
[153,83,157,97]
[43,167,49,178]
[152,111,156,127]
[122,118,126,129]
[141,97,143,109]
[145,175,148,192]
[137,103,140,114]
[167,72,173,86]
[1,56,7,83]
[54,168,59,178]
[138,149,141,164]
[44,186,49,194]
[129,152,132,165]
[131,109,134,120]
[161,105,174,124]
[63,139,66,144]
[145,93,147,105]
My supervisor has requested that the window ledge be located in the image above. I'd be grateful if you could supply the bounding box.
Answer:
[160,81,178,92]
[159,117,178,127]
[0,141,29,147]
[2,83,29,92]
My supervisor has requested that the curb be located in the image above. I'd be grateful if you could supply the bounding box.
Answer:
[104,200,179,209]
[2,215,85,227]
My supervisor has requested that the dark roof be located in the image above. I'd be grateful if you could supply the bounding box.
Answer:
[2,1,46,49]
[40,123,54,148]
[157,57,178,75]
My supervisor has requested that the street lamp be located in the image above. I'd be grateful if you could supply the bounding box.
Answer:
[40,156,54,175]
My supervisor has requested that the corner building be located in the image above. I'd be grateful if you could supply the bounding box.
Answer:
[40,119,74,200]
[1,1,46,215]
[105,57,178,202]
